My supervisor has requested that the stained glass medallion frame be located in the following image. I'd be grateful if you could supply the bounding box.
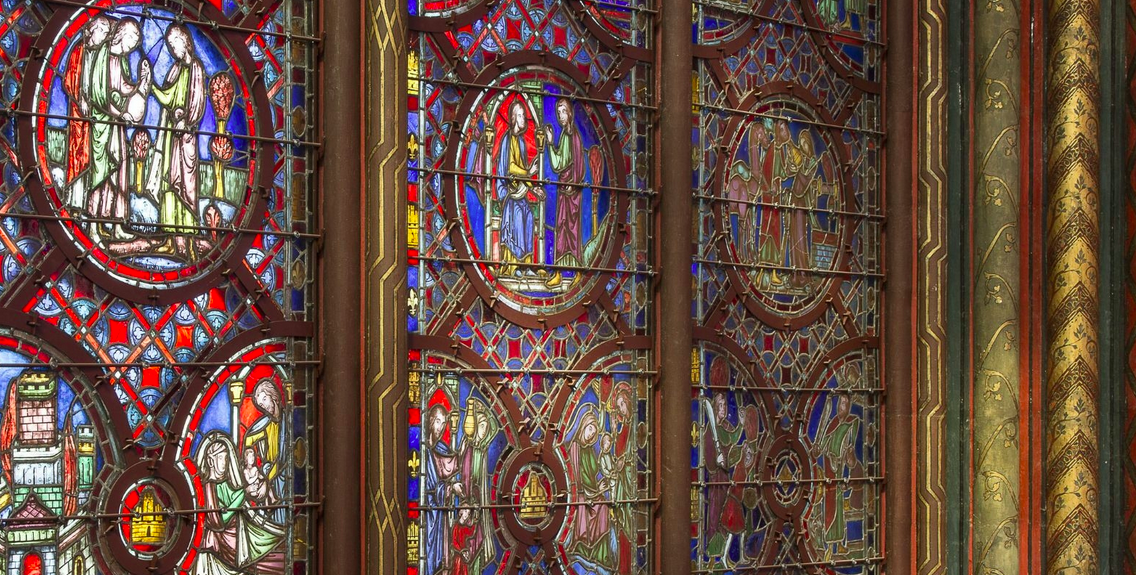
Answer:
[0,0,319,570]
[407,0,657,572]
[691,0,886,573]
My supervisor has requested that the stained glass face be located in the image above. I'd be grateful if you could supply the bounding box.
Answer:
[0,0,316,571]
[692,1,884,573]
[408,0,654,572]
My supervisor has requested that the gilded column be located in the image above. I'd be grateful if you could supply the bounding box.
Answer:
[1045,0,1100,573]
[973,0,1023,572]
[363,0,408,570]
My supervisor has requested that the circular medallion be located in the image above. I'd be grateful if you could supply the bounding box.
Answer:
[759,436,812,520]
[499,445,569,546]
[717,97,847,326]
[406,354,523,575]
[175,342,299,574]
[101,460,195,573]
[20,0,272,303]
[451,65,625,325]
[692,344,776,567]
[801,387,874,562]
[552,353,645,566]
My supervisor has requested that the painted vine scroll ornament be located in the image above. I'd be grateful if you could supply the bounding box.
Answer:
[24,1,270,297]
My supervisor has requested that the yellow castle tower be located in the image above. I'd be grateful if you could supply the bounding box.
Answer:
[129,486,168,546]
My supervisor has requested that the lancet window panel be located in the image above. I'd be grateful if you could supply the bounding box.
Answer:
[0,0,318,572]
[691,1,885,573]
[406,0,655,573]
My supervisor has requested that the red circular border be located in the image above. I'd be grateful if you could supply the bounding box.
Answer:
[442,56,631,329]
[16,0,275,305]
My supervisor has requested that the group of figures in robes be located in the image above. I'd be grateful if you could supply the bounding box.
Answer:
[697,353,871,566]
[479,95,605,292]
[725,117,838,292]
[417,376,639,575]
[698,357,767,567]
[420,387,500,575]
[54,14,232,264]
[557,380,639,575]
[191,379,289,575]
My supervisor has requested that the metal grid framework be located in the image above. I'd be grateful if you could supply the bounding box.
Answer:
[0,0,318,572]
[406,0,655,573]
[691,1,885,573]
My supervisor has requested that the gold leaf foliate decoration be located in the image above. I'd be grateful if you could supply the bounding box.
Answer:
[1045,0,1101,573]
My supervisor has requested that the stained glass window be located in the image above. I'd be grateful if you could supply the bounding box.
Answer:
[0,0,317,571]
[691,1,884,572]
[407,0,655,573]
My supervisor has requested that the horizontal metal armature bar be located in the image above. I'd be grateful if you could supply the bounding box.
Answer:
[8,108,321,148]
[410,76,657,112]
[697,475,884,487]
[693,101,884,137]
[408,367,657,376]
[43,0,323,43]
[697,384,883,394]
[414,497,658,512]
[408,165,656,197]
[692,0,886,48]
[692,193,885,222]
[0,360,319,370]
[577,0,657,15]
[692,257,883,279]
[0,500,321,526]
[0,211,320,239]
[415,254,656,277]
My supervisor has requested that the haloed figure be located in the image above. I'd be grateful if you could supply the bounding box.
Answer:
[494,100,542,277]
[88,19,147,240]
[544,98,584,287]
[152,24,206,260]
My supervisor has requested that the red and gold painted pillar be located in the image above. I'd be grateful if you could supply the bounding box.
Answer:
[1045,0,1101,572]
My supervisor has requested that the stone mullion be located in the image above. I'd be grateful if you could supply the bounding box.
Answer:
[1044,0,1101,573]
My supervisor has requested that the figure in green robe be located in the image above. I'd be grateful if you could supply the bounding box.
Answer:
[566,406,613,568]
[82,20,115,230]
[818,0,841,27]
[194,432,285,575]
[817,396,861,553]
[151,24,207,259]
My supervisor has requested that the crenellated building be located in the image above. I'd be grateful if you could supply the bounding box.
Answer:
[1,372,94,575]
